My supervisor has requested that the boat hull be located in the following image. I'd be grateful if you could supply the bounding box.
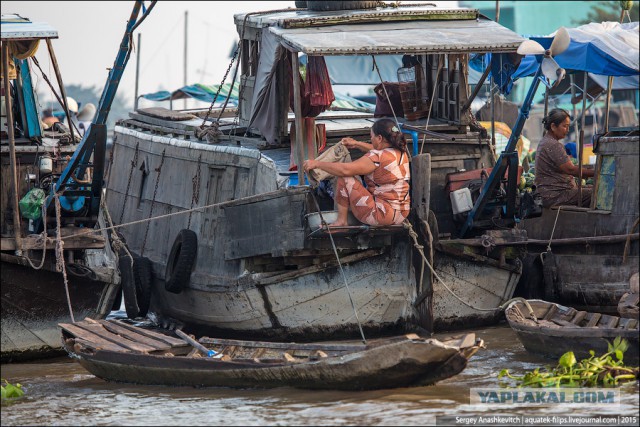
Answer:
[506,299,639,364]
[1,261,119,362]
[60,319,482,390]
[433,251,521,330]
[148,240,417,340]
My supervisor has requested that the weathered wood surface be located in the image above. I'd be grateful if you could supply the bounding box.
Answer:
[411,153,431,223]
[1,233,105,251]
[61,318,482,390]
[506,299,639,364]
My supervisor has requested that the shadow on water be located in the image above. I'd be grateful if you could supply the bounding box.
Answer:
[2,324,639,426]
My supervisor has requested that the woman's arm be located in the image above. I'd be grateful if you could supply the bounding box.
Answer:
[303,155,376,177]
[341,137,372,153]
[558,160,595,178]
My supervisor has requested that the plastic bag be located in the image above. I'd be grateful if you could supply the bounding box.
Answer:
[18,188,46,220]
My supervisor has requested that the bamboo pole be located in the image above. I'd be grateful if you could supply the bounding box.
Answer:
[45,39,76,143]
[603,8,626,132]
[291,52,306,186]
[183,10,188,110]
[2,43,24,256]
[577,72,587,205]
[134,32,141,111]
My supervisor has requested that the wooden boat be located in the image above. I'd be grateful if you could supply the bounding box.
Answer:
[513,23,639,313]
[505,299,639,364]
[0,6,152,362]
[105,4,527,338]
[60,318,483,390]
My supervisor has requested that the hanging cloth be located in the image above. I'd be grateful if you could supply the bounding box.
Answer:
[1,40,40,80]
[289,55,335,118]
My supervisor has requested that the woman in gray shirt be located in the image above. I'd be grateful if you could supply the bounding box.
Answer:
[534,108,594,207]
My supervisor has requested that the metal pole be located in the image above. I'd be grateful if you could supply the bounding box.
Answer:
[578,71,588,206]
[2,43,24,255]
[183,10,188,110]
[291,52,306,186]
[490,75,495,148]
[134,32,141,111]
[495,0,500,23]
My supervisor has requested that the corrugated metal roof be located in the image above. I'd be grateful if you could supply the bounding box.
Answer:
[1,14,58,40]
[269,18,525,55]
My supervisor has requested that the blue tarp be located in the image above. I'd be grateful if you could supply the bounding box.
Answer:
[140,82,375,113]
[470,22,640,94]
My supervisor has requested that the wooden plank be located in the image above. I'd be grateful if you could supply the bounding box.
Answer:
[59,323,131,352]
[97,320,173,351]
[73,336,128,353]
[617,318,635,330]
[74,322,157,353]
[551,318,579,328]
[199,337,367,352]
[571,311,588,325]
[585,312,602,327]
[109,319,185,346]
[600,315,619,329]
[543,304,558,321]
[622,318,637,329]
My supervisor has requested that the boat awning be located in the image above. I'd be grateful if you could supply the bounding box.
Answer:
[269,18,525,55]
[1,14,58,40]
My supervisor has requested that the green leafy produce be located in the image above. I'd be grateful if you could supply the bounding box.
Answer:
[498,337,639,388]
[1,379,25,400]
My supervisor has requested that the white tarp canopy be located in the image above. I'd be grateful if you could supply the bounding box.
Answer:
[269,18,525,55]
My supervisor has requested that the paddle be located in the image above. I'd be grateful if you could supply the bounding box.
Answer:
[175,329,220,358]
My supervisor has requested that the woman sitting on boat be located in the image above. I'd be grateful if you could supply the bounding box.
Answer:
[303,118,410,226]
[534,108,594,208]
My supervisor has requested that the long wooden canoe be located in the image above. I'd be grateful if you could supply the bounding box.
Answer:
[59,319,483,390]
[505,299,639,364]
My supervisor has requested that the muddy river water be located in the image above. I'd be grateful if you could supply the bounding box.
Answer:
[2,323,638,426]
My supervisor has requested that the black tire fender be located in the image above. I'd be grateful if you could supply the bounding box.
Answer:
[305,1,380,11]
[118,248,140,319]
[133,255,153,317]
[165,229,198,294]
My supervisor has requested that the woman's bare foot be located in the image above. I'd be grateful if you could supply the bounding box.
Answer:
[329,220,348,227]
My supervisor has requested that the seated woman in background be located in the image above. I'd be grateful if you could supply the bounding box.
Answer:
[303,118,410,227]
[534,108,594,208]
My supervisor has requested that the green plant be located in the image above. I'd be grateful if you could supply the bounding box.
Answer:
[1,379,25,400]
[499,337,639,388]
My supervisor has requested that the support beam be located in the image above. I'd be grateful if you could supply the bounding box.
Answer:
[291,52,306,186]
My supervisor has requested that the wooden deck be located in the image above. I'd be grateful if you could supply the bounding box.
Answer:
[59,319,187,354]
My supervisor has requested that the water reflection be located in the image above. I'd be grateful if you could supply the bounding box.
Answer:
[2,325,638,426]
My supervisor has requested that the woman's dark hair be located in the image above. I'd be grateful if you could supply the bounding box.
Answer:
[542,108,570,132]
[371,118,407,151]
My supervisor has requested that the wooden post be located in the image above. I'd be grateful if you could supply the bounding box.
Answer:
[2,43,24,256]
[291,52,306,186]
[46,39,76,143]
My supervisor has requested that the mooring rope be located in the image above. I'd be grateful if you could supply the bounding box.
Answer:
[403,219,536,321]
[309,191,367,344]
[53,192,75,323]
